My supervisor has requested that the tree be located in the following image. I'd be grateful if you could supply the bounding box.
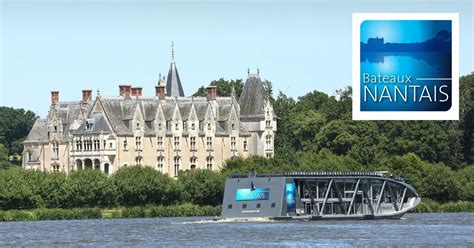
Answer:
[0,107,38,156]
[193,78,244,98]
[178,170,225,206]
[112,166,173,206]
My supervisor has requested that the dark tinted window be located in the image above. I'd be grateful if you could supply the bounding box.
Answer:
[256,203,261,208]
[228,204,232,209]
[242,204,247,209]
[271,203,276,208]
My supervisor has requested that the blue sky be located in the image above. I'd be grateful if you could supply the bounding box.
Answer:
[1,0,473,117]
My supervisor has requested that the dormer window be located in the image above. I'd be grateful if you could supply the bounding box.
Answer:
[175,123,179,130]
[136,122,140,128]
[232,123,235,130]
[207,123,211,130]
[85,120,94,130]
[191,123,195,130]
[159,123,163,130]
[53,125,58,132]
[183,121,187,130]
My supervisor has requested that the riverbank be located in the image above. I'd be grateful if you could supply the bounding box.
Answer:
[0,204,221,222]
[412,200,474,213]
[1,201,472,222]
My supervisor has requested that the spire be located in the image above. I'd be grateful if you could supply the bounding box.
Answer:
[231,85,236,99]
[166,41,185,97]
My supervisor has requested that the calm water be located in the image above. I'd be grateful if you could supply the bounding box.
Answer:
[0,213,472,247]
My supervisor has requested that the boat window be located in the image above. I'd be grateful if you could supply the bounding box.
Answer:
[271,203,276,208]
[228,204,232,209]
[242,204,247,209]
[256,203,261,208]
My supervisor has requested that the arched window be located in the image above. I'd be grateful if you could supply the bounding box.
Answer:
[157,156,165,173]
[75,159,83,170]
[104,163,110,175]
[173,156,180,177]
[206,156,213,170]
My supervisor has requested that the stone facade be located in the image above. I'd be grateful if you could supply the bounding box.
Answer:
[22,52,277,176]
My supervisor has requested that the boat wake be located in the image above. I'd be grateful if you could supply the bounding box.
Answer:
[174,217,274,225]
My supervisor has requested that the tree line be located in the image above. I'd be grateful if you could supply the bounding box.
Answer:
[0,167,225,210]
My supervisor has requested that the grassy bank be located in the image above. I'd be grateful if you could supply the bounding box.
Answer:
[412,200,474,213]
[0,204,221,222]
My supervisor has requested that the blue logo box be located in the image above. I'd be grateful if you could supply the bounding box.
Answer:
[236,188,270,201]
[352,14,459,120]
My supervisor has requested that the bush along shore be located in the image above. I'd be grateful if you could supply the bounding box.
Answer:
[0,204,221,222]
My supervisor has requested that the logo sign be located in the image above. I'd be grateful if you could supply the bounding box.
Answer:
[236,188,270,201]
[352,13,459,120]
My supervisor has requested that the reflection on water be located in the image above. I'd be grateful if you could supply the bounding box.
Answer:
[0,213,472,246]
[361,52,451,74]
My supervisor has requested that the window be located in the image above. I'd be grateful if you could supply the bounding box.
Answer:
[242,204,247,209]
[135,136,142,150]
[157,156,164,173]
[206,137,213,150]
[157,136,163,150]
[175,123,179,130]
[231,123,235,130]
[173,136,180,150]
[231,137,236,151]
[243,139,248,151]
[53,125,58,132]
[93,138,100,150]
[228,204,232,209]
[271,203,276,208]
[52,142,59,159]
[266,135,272,150]
[52,164,60,172]
[173,156,180,177]
[207,122,211,130]
[123,138,128,150]
[190,157,197,171]
[135,156,143,166]
[158,122,163,130]
[190,136,196,150]
[109,142,113,149]
[76,139,82,151]
[256,203,261,208]
[191,123,195,130]
[136,122,140,128]
[266,120,271,128]
[206,156,213,170]
[183,121,187,130]
[199,121,203,131]
[266,153,272,159]
[166,121,171,131]
[103,140,106,149]
[27,151,32,162]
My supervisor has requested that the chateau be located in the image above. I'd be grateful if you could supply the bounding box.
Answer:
[22,50,277,176]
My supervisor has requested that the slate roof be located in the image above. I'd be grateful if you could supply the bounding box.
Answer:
[166,56,185,97]
[238,76,268,117]
[24,119,48,143]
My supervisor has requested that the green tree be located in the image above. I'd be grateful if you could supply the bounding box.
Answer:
[193,78,244,98]
[178,170,225,206]
[0,107,38,156]
[112,166,173,206]
[65,170,117,208]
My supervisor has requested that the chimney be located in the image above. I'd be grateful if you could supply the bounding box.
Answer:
[131,87,142,97]
[119,84,131,98]
[51,91,59,105]
[155,85,166,100]
[82,89,92,103]
[207,85,217,101]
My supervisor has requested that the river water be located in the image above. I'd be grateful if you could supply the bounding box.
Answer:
[0,213,472,247]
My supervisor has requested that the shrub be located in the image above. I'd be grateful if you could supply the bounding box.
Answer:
[113,166,173,206]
